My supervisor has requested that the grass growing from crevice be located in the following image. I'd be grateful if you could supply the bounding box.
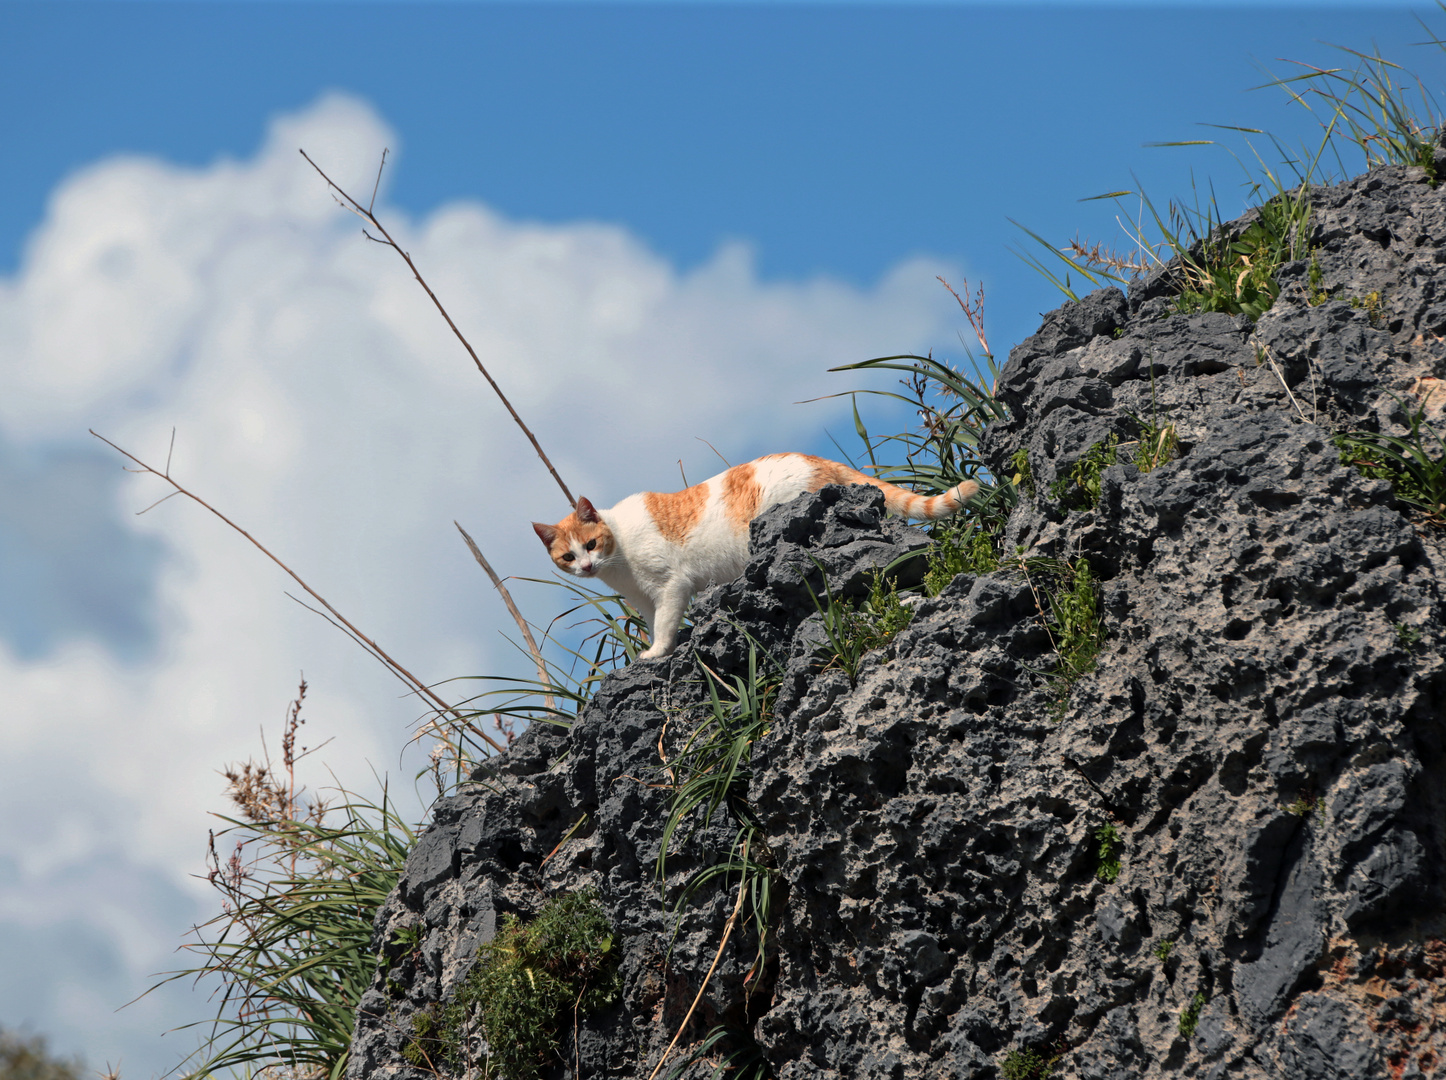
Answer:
[404,890,621,1080]
[1335,403,1446,526]
[1018,556,1105,713]
[805,565,917,685]
[668,1024,775,1080]
[658,645,779,992]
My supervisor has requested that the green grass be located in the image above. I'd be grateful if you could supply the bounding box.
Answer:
[659,645,779,990]
[155,793,415,1080]
[1049,435,1122,510]
[668,1025,775,1080]
[404,890,621,1079]
[1154,940,1174,963]
[1335,404,1446,526]
[805,566,917,685]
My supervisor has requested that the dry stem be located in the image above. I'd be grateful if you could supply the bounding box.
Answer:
[90,429,506,756]
[300,148,576,509]
[938,274,991,358]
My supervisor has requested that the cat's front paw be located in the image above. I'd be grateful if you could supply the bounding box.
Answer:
[636,644,673,661]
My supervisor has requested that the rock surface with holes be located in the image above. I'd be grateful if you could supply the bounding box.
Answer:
[347,159,1446,1078]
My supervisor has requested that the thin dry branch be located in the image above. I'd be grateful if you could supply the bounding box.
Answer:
[646,838,752,1080]
[938,274,991,359]
[300,148,576,509]
[454,521,554,712]
[90,429,506,756]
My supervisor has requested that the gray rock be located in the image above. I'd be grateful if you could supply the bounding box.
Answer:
[347,161,1446,1079]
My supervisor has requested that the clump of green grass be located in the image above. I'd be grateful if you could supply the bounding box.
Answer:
[1094,823,1123,884]
[1172,191,1312,320]
[405,890,620,1079]
[1154,939,1174,963]
[1307,251,1329,305]
[1178,991,1207,1039]
[1049,435,1122,510]
[923,515,1001,594]
[668,1025,775,1080]
[1335,404,1446,526]
[806,566,915,686]
[659,646,778,990]
[1132,417,1179,474]
[1349,289,1385,326]
[1396,622,1424,649]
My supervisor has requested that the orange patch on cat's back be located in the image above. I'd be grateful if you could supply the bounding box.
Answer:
[645,484,709,544]
[723,462,763,532]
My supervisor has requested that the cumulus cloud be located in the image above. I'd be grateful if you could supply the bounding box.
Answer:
[0,93,959,1074]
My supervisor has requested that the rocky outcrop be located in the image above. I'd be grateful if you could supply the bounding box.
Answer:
[348,157,1446,1079]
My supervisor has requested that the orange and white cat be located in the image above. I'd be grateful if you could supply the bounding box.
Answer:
[532,453,979,660]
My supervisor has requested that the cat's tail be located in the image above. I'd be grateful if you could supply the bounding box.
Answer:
[810,458,979,520]
[869,475,981,520]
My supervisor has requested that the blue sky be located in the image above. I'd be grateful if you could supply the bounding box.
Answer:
[0,2,1437,1076]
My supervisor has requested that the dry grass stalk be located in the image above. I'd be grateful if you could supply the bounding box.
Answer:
[89,429,506,757]
[937,274,991,358]
[299,148,576,509]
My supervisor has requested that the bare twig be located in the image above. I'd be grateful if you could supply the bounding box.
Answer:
[90,429,506,756]
[646,838,751,1080]
[1251,336,1311,422]
[454,521,554,712]
[938,274,991,359]
[299,148,576,508]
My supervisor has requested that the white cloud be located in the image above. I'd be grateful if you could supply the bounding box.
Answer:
[0,92,959,1075]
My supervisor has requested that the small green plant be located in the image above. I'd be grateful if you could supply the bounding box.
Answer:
[1178,991,1207,1039]
[1012,447,1037,498]
[805,566,915,686]
[1000,1046,1057,1080]
[1049,435,1121,509]
[404,890,621,1079]
[923,515,1000,594]
[1049,558,1104,687]
[1154,939,1174,963]
[1335,404,1446,526]
[1350,289,1385,326]
[1396,621,1424,648]
[1307,251,1329,305]
[1172,191,1311,320]
[1284,793,1318,817]
[1094,823,1123,884]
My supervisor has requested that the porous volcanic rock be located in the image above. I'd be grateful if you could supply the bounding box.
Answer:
[348,157,1446,1079]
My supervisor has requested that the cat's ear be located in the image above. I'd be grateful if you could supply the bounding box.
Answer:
[576,497,601,523]
[532,522,558,548]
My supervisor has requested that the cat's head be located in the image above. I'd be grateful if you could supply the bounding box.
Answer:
[532,497,615,578]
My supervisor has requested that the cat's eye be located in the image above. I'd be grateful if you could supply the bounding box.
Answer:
[585,539,597,551]
[562,553,575,562]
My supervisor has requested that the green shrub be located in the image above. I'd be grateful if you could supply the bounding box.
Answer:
[1049,435,1121,510]
[1094,823,1123,884]
[406,891,620,1080]
[1335,404,1446,526]
[1000,1046,1057,1080]
[0,1029,84,1080]
[1178,991,1207,1039]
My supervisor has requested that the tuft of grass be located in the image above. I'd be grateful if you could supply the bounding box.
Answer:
[1131,414,1179,475]
[1396,622,1424,649]
[1094,823,1123,884]
[923,514,1001,594]
[668,1025,775,1080]
[1154,939,1174,963]
[405,890,621,1079]
[659,646,779,990]
[1049,435,1122,510]
[1334,403,1446,526]
[1307,251,1329,305]
[1178,991,1207,1039]
[1171,189,1312,320]
[805,566,915,687]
